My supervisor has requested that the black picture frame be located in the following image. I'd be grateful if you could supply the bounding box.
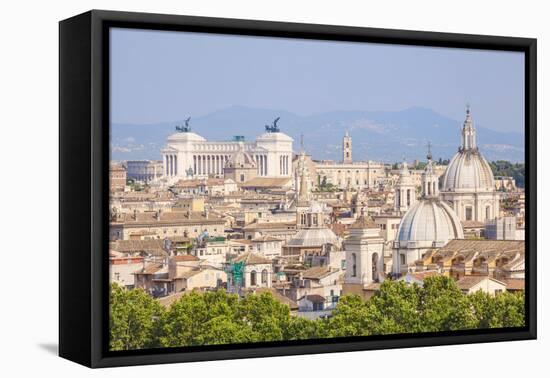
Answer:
[59,9,537,368]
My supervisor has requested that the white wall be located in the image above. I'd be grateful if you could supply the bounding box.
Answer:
[1,0,546,376]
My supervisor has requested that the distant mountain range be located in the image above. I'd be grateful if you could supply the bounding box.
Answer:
[111,106,524,163]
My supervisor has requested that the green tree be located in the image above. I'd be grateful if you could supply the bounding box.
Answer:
[418,276,476,332]
[324,295,371,337]
[109,283,164,351]
[158,290,241,347]
[236,292,293,342]
[469,290,525,328]
[364,280,423,335]
[286,316,323,340]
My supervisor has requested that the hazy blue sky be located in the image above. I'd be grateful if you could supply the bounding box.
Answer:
[110,28,524,133]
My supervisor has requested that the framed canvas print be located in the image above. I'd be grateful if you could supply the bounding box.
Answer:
[59,10,537,368]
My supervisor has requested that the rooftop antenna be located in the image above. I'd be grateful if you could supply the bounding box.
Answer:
[300,134,304,153]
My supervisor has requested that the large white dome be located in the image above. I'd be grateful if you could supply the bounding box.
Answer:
[396,199,464,247]
[442,149,494,192]
[441,106,495,192]
[287,228,339,247]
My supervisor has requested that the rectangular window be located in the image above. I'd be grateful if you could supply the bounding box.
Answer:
[466,207,473,221]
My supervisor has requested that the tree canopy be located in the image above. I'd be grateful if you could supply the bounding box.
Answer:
[109,276,525,351]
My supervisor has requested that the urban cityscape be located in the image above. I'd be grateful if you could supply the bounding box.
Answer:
[109,107,526,351]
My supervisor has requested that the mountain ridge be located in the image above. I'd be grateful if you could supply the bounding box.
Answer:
[111,106,524,163]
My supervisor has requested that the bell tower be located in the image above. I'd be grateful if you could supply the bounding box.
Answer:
[343,205,385,297]
[343,131,352,163]
[395,159,417,214]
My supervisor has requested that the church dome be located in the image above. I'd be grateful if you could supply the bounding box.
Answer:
[396,199,464,248]
[167,131,206,144]
[442,150,494,192]
[287,227,339,248]
[441,106,495,192]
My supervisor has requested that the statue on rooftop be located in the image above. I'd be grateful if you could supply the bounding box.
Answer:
[264,117,280,133]
[176,117,192,132]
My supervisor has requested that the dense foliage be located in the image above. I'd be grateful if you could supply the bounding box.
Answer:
[109,277,524,351]
[489,160,525,188]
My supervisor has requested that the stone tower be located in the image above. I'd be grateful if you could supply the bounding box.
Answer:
[343,131,352,163]
[394,160,416,214]
[343,205,385,297]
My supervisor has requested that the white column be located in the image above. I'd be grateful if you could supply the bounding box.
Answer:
[169,155,173,177]
[172,155,175,176]
[286,155,288,175]
[285,155,288,175]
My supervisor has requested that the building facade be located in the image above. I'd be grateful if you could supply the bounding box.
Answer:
[110,163,127,192]
[312,132,386,190]
[126,160,163,182]
[161,124,293,183]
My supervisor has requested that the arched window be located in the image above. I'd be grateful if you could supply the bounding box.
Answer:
[250,270,257,286]
[351,253,357,277]
[261,269,268,285]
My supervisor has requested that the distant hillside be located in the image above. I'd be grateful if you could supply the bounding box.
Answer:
[111,106,524,163]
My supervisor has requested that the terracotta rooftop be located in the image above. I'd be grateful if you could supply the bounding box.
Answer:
[134,263,164,275]
[404,270,441,282]
[461,220,486,228]
[248,288,298,310]
[301,266,338,280]
[242,221,296,231]
[172,254,200,262]
[240,177,292,188]
[111,210,226,226]
[233,252,272,265]
[109,239,168,256]
[456,275,505,290]
[251,235,283,242]
[503,278,525,291]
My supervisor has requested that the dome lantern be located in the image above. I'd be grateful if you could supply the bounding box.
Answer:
[461,104,477,151]
[421,143,439,198]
